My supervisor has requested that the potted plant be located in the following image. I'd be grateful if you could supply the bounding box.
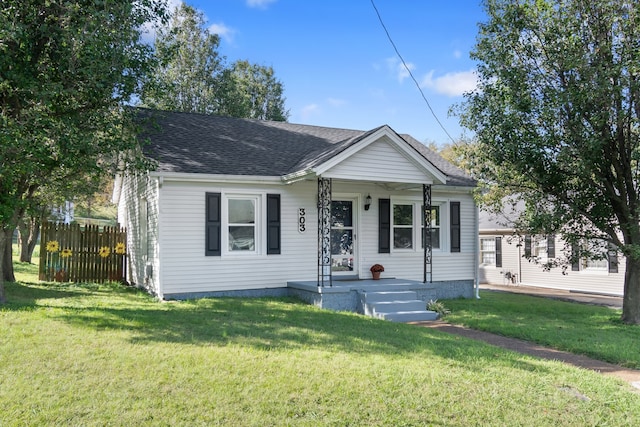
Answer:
[370,264,384,280]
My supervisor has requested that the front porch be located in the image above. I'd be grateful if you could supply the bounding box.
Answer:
[288,278,473,316]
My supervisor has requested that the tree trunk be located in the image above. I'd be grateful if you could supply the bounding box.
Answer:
[18,216,41,263]
[3,233,16,283]
[622,255,640,324]
[0,229,8,303]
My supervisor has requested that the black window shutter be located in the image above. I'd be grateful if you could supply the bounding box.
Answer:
[547,235,555,258]
[450,201,461,253]
[205,192,221,256]
[571,243,580,271]
[608,244,618,273]
[495,237,502,268]
[378,198,390,253]
[524,235,532,257]
[266,194,281,255]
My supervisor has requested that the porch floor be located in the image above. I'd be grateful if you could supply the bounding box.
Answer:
[287,278,431,294]
[287,278,438,314]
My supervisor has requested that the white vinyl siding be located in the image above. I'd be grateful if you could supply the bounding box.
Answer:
[157,180,318,295]
[323,138,441,184]
[117,174,160,296]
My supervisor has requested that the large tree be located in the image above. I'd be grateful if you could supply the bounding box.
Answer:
[141,4,289,121]
[0,0,166,302]
[217,60,289,121]
[141,3,224,114]
[459,0,640,323]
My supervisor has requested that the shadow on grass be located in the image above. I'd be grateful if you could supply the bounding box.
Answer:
[4,280,558,376]
[2,280,143,310]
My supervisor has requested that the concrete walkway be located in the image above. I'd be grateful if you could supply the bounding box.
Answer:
[479,283,623,309]
[416,284,640,391]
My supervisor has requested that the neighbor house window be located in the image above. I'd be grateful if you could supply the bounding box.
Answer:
[480,238,496,266]
[585,257,608,271]
[227,196,258,252]
[571,240,617,273]
[393,203,413,249]
[533,237,547,260]
[524,235,554,261]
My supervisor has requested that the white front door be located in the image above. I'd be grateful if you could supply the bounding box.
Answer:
[331,199,357,275]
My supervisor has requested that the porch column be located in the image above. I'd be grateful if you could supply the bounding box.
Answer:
[317,177,332,287]
[423,184,432,283]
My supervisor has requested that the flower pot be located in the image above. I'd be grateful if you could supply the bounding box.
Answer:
[372,271,381,280]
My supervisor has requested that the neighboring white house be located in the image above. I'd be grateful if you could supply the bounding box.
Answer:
[113,109,478,307]
[479,210,624,296]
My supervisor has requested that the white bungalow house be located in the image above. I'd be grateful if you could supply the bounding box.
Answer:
[479,209,624,296]
[113,109,478,315]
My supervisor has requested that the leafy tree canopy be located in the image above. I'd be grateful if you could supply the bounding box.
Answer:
[0,0,167,301]
[141,3,289,121]
[458,0,640,323]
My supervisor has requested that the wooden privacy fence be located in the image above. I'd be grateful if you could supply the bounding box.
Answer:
[39,223,127,283]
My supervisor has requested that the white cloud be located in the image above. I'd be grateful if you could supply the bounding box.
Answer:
[247,0,277,9]
[209,22,236,43]
[301,103,320,120]
[453,49,462,59]
[386,57,415,83]
[139,0,183,43]
[326,98,346,107]
[421,69,478,97]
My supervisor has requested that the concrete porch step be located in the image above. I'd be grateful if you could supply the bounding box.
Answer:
[377,310,439,323]
[362,290,439,323]
[363,290,419,303]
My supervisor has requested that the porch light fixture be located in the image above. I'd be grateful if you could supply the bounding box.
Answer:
[364,194,372,211]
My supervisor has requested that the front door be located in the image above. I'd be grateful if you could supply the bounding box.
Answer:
[331,199,357,275]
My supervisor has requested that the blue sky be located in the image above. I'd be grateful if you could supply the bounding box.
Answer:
[159,0,486,145]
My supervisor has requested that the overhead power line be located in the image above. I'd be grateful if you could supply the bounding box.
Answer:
[370,0,456,144]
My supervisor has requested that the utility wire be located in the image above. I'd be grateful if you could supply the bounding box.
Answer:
[370,0,456,144]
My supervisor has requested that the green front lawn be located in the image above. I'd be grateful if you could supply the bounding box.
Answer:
[445,291,640,369]
[1,263,639,426]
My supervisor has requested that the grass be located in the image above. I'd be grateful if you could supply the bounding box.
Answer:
[444,291,640,369]
[1,262,640,426]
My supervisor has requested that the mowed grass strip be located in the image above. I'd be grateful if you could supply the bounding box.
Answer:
[1,262,639,426]
[445,290,640,369]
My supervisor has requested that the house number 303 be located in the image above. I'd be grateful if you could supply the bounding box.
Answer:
[298,208,306,233]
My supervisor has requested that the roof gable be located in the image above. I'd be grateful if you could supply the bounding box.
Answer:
[311,126,447,184]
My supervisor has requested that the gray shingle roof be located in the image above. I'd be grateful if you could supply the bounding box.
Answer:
[135,108,475,187]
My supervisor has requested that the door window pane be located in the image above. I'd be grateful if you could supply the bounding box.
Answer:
[331,201,353,227]
[331,201,354,272]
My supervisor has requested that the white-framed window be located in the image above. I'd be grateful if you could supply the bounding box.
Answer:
[422,205,441,250]
[480,238,496,266]
[224,194,261,254]
[393,203,414,249]
[533,236,548,261]
[584,257,608,271]
[391,201,444,252]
